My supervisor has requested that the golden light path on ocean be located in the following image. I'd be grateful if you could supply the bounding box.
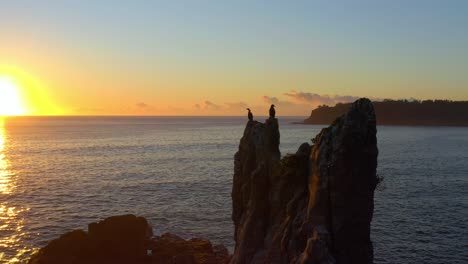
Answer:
[0,119,29,263]
[0,120,12,194]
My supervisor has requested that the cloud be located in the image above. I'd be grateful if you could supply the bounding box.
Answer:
[225,102,248,111]
[132,102,159,113]
[284,90,383,107]
[203,100,222,110]
[193,101,249,114]
[260,90,384,116]
[225,102,248,108]
[284,90,361,106]
[191,100,265,116]
[99,91,377,116]
[261,96,280,105]
[196,100,249,111]
[259,95,312,116]
[136,102,149,108]
[74,91,405,116]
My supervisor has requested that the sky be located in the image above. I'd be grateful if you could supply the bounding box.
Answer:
[0,0,467,116]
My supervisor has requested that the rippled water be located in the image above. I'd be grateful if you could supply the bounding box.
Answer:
[0,117,467,263]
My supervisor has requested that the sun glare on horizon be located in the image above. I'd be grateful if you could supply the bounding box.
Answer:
[0,77,26,116]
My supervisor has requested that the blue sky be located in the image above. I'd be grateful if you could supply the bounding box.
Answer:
[1,1,467,115]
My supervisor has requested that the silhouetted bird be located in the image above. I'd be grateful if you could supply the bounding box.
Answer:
[269,104,276,118]
[246,108,253,121]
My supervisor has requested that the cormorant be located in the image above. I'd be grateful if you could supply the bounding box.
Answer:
[269,104,276,118]
[246,108,253,121]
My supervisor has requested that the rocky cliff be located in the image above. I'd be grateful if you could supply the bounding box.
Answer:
[29,98,378,264]
[231,98,378,264]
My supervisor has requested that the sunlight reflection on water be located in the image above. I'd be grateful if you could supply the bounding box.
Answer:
[0,120,13,195]
[0,117,467,263]
[0,119,31,263]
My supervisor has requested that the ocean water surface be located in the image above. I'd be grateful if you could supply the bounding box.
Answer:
[0,117,467,263]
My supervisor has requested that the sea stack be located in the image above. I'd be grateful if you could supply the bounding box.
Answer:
[28,98,378,264]
[231,98,378,264]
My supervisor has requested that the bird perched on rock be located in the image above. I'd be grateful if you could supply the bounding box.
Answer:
[269,104,276,118]
[246,108,253,121]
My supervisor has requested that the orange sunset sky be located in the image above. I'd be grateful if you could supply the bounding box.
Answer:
[1,1,467,116]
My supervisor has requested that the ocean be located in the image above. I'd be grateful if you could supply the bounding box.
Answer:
[0,117,467,263]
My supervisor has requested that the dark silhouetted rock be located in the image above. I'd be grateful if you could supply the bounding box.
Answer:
[29,214,151,264]
[28,214,230,264]
[231,98,378,264]
[28,230,89,264]
[302,99,468,126]
[87,214,153,260]
[149,233,230,264]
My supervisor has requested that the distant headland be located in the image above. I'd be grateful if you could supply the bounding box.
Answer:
[300,99,468,126]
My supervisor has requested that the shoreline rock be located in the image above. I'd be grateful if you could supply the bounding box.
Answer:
[28,214,230,264]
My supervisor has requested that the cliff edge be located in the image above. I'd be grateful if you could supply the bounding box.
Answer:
[231,98,378,264]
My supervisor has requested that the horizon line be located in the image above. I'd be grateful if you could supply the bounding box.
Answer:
[0,115,309,118]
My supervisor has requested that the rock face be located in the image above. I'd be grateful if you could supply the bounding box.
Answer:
[231,98,378,264]
[28,214,230,264]
[29,98,378,264]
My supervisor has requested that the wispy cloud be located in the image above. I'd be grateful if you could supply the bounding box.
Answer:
[193,92,374,116]
[259,95,311,116]
[194,101,222,110]
[80,92,388,116]
[225,102,248,109]
[136,102,149,108]
[261,96,280,105]
[284,90,361,105]
[204,100,222,110]
[193,100,249,115]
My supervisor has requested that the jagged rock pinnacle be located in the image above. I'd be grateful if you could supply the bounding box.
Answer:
[231,98,378,264]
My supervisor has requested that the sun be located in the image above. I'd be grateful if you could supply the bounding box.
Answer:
[0,76,26,116]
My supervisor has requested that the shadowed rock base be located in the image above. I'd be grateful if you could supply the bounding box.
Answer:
[231,98,378,264]
[28,214,230,264]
